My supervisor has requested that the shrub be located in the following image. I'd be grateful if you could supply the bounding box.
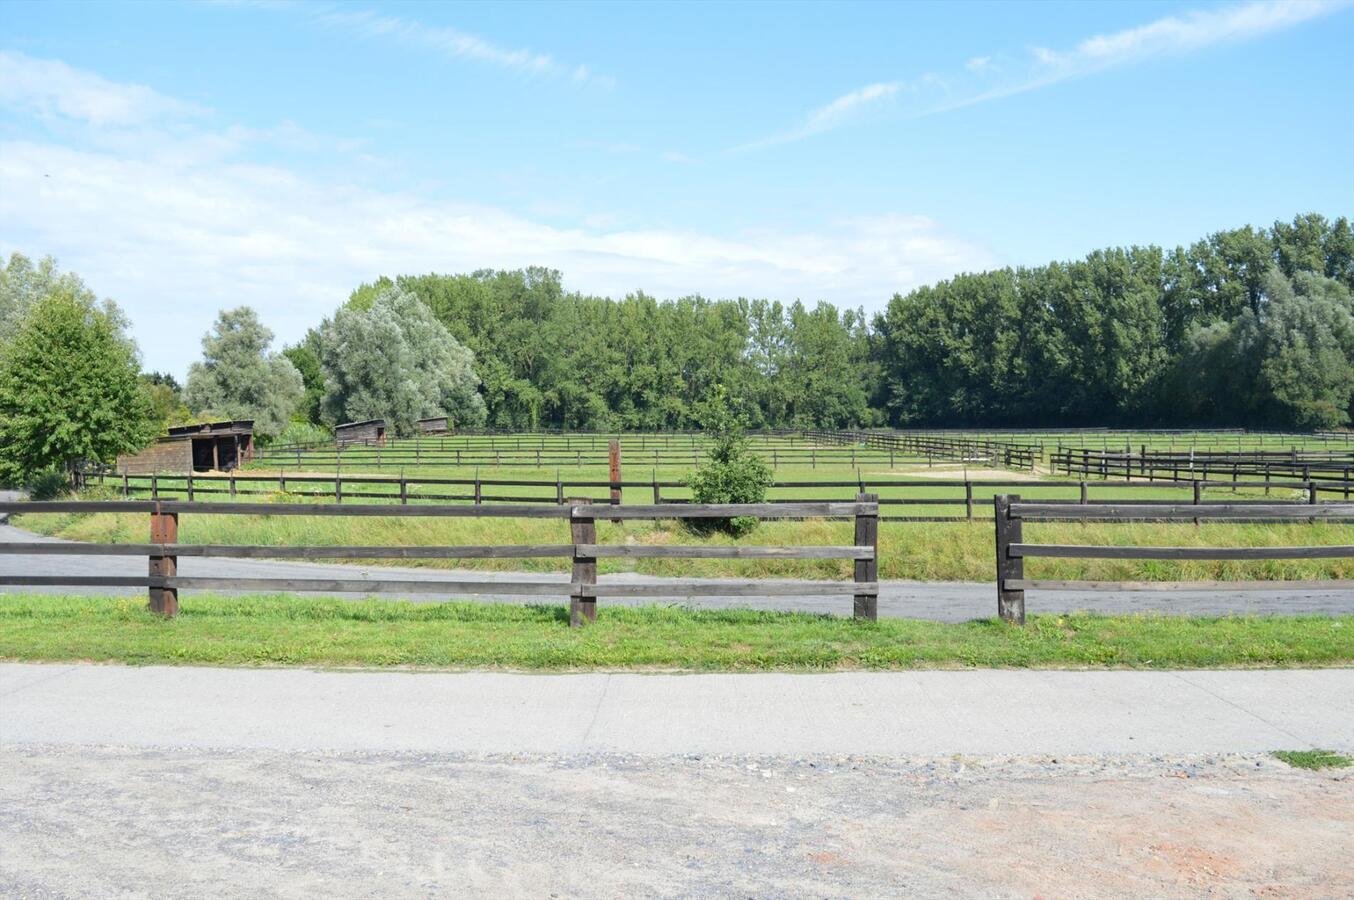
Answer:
[685,387,772,536]
[26,468,70,500]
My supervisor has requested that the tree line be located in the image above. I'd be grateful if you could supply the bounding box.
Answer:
[0,211,1350,485]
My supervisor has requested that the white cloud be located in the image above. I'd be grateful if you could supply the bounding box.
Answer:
[734,81,901,151]
[741,0,1349,149]
[284,4,612,86]
[0,51,207,127]
[0,56,991,376]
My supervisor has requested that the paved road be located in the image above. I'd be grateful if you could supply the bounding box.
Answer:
[3,522,1352,619]
[5,664,1352,754]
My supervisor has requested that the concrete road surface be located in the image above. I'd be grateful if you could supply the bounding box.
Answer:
[5,664,1352,755]
[3,523,1352,620]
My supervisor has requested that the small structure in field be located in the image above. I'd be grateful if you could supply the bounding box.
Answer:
[117,420,255,474]
[416,416,451,435]
[335,419,386,447]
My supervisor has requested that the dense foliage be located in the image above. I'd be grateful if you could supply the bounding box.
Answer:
[875,213,1354,429]
[342,270,877,431]
[0,284,158,484]
[316,286,486,435]
[320,213,1350,432]
[685,387,773,536]
[184,307,304,438]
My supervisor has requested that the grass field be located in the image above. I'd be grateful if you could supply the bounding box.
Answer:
[17,508,1354,582]
[2,594,1351,670]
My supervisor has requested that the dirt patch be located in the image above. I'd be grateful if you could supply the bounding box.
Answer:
[4,748,1350,898]
[883,465,1046,482]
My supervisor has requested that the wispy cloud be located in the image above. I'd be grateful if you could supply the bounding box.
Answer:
[0,51,208,127]
[738,0,1349,150]
[247,2,613,86]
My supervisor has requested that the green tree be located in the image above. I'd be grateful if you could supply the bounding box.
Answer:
[685,386,772,536]
[317,286,486,434]
[140,372,192,431]
[0,287,158,485]
[281,335,324,425]
[0,252,99,341]
[183,307,304,438]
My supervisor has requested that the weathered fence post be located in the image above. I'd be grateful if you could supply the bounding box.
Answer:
[994,494,1024,624]
[652,468,661,504]
[335,473,343,504]
[400,474,408,505]
[853,492,879,621]
[122,471,130,497]
[965,480,974,520]
[569,500,597,627]
[148,502,178,617]
[609,438,622,522]
[556,471,564,505]
[474,469,482,505]
[186,470,195,502]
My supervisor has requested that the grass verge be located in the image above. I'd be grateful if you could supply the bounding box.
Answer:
[1271,750,1353,770]
[1,594,1351,670]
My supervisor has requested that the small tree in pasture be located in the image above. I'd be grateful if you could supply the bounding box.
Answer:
[685,385,772,536]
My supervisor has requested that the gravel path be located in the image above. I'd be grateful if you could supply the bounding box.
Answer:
[3,522,1352,620]
[3,746,1350,898]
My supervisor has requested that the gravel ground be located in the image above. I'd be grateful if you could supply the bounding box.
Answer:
[2,746,1350,898]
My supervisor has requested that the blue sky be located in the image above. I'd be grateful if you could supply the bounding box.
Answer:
[1,0,1352,376]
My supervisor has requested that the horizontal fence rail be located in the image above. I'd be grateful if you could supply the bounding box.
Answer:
[74,467,1354,520]
[0,496,881,625]
[992,494,1354,623]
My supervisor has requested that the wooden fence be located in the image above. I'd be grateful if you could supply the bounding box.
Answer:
[992,494,1354,624]
[76,467,1353,522]
[1053,447,1354,494]
[804,430,1040,470]
[0,497,880,626]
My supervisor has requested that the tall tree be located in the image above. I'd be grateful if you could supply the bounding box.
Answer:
[317,287,486,434]
[0,287,157,484]
[183,307,304,438]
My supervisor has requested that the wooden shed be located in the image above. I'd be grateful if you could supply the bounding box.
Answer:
[117,420,255,474]
[417,416,450,435]
[335,419,387,448]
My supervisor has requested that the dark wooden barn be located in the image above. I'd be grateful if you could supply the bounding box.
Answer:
[416,416,450,435]
[117,420,255,474]
[335,419,387,448]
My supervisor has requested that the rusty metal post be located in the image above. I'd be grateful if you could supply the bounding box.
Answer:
[148,503,179,617]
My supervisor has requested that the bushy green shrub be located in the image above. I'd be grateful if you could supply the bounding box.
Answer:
[26,468,70,500]
[685,387,772,536]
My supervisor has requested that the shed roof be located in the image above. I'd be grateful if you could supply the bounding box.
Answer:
[165,420,255,438]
